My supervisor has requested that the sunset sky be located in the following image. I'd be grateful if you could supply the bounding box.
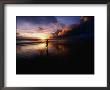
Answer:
[16,16,80,39]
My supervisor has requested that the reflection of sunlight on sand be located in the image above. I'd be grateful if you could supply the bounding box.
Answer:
[16,42,69,57]
[48,43,68,55]
[17,43,46,51]
[16,43,47,56]
[35,43,46,50]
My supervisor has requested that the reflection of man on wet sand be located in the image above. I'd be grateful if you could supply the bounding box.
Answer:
[46,39,48,55]
[46,39,48,47]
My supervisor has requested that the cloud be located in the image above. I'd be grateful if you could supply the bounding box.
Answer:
[16,16,58,33]
[16,16,57,28]
[16,16,81,38]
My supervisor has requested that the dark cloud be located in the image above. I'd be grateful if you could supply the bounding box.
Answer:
[16,16,57,26]
[16,16,81,34]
